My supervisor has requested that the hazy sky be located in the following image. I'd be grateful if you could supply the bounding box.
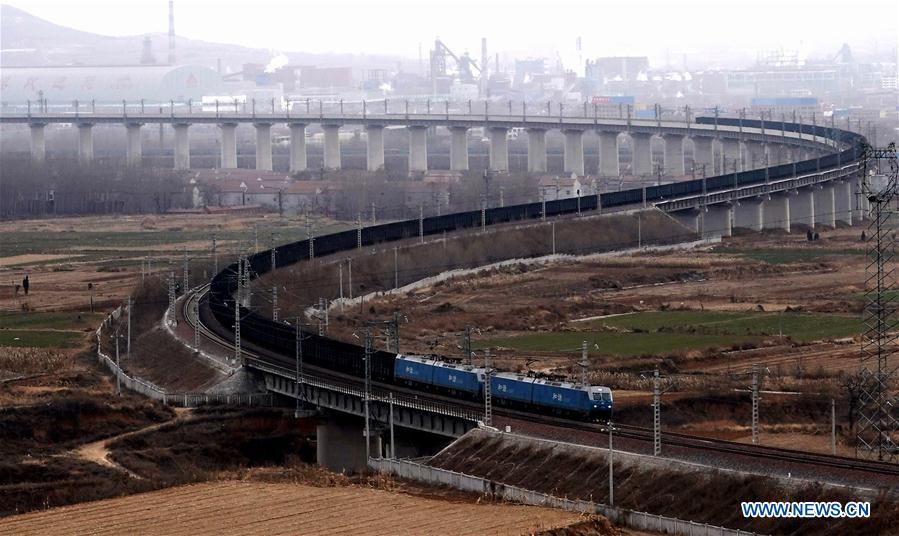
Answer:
[8,0,898,66]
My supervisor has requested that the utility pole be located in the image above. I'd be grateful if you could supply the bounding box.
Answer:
[371,201,376,226]
[193,299,200,351]
[270,232,276,271]
[484,348,493,427]
[126,296,131,360]
[347,258,353,300]
[652,368,661,456]
[338,262,344,309]
[168,270,176,326]
[182,248,189,293]
[212,236,218,276]
[254,223,259,253]
[831,398,837,455]
[551,221,556,255]
[234,259,242,367]
[364,329,373,461]
[608,423,614,506]
[389,392,395,458]
[419,205,424,243]
[751,364,760,445]
[357,213,363,249]
[579,341,589,386]
[462,326,473,365]
[115,334,121,395]
[394,247,399,289]
[272,286,279,322]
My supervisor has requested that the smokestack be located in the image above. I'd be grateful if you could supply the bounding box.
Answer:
[168,0,176,65]
[480,38,487,97]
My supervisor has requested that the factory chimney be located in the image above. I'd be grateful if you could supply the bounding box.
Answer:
[168,0,176,65]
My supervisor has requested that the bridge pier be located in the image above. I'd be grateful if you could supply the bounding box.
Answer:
[527,128,547,173]
[219,123,238,169]
[173,123,190,170]
[562,129,584,176]
[704,204,732,238]
[722,138,743,172]
[449,126,469,171]
[598,131,619,177]
[671,209,700,234]
[733,197,764,232]
[762,193,791,232]
[125,123,143,167]
[29,123,46,166]
[365,125,385,172]
[630,132,653,176]
[664,134,685,177]
[814,184,836,228]
[791,188,815,229]
[408,125,428,173]
[77,123,94,165]
[289,123,307,173]
[834,181,852,225]
[692,136,714,176]
[745,141,768,169]
[316,416,374,473]
[254,123,273,171]
[854,177,869,222]
[488,127,509,172]
[323,124,342,170]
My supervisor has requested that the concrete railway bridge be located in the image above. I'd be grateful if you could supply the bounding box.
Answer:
[2,107,867,236]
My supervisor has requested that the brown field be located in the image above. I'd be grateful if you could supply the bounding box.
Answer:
[0,481,583,536]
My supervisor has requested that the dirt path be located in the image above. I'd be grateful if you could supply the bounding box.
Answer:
[73,408,192,479]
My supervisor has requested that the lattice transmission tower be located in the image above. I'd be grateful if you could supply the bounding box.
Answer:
[857,141,899,461]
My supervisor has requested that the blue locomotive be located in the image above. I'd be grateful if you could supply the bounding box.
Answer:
[395,355,613,421]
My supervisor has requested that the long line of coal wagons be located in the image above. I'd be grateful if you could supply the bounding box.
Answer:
[395,355,613,422]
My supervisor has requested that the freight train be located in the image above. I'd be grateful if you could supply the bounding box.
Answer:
[204,117,863,425]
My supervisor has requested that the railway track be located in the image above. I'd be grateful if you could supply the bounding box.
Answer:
[180,286,899,485]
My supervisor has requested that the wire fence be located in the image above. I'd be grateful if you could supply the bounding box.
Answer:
[95,306,273,408]
[369,457,763,536]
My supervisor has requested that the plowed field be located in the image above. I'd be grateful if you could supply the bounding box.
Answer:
[0,480,581,536]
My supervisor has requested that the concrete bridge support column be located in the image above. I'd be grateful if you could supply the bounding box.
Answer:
[125,123,143,167]
[366,125,385,171]
[323,124,342,170]
[29,123,46,166]
[664,134,685,177]
[563,129,585,176]
[219,123,238,169]
[488,127,509,172]
[527,128,547,173]
[671,209,700,234]
[814,184,836,228]
[703,204,733,238]
[834,181,853,225]
[449,126,469,171]
[853,177,868,223]
[722,138,743,172]
[791,189,815,229]
[745,142,768,169]
[598,131,620,177]
[630,133,653,176]
[288,123,307,173]
[408,126,428,173]
[692,136,714,176]
[761,194,790,232]
[733,198,763,232]
[173,123,190,170]
[316,417,373,473]
[254,123,273,171]
[77,123,94,165]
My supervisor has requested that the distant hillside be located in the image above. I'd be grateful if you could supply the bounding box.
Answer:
[0,4,411,74]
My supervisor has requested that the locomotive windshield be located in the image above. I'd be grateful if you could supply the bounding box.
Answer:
[591,391,612,402]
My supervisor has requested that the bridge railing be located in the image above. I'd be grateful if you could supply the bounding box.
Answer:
[370,457,760,536]
[247,357,481,422]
